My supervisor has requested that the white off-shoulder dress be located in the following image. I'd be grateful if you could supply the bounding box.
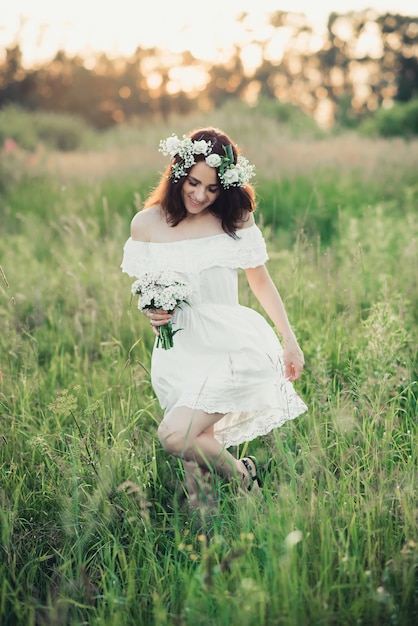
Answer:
[121,224,307,448]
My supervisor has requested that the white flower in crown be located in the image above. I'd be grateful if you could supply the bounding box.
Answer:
[193,139,211,155]
[223,168,240,186]
[215,146,255,189]
[163,135,181,156]
[159,133,255,188]
[205,154,222,167]
[159,134,211,181]
[234,156,255,187]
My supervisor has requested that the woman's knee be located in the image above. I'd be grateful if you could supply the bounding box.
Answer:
[157,420,186,456]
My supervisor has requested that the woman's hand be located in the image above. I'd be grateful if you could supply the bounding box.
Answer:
[143,308,173,336]
[282,337,305,381]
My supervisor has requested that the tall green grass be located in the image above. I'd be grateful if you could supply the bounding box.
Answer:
[0,105,94,152]
[0,129,417,625]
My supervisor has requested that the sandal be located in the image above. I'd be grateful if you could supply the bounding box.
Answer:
[241,457,262,491]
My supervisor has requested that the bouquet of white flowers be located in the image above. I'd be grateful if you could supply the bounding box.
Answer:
[131,271,191,350]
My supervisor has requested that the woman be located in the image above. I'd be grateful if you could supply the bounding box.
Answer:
[121,127,307,507]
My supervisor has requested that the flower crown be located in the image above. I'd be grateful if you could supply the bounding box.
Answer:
[159,134,255,189]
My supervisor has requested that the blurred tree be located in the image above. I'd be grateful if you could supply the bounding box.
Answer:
[36,51,119,128]
[0,10,416,130]
[377,13,418,102]
[1,45,23,84]
[0,47,40,112]
[206,47,246,108]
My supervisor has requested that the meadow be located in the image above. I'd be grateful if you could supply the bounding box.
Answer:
[0,107,417,625]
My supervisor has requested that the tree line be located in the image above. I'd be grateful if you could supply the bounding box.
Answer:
[0,10,417,128]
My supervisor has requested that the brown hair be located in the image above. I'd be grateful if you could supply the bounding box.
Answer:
[143,127,256,236]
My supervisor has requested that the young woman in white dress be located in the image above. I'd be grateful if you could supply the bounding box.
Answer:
[121,127,307,507]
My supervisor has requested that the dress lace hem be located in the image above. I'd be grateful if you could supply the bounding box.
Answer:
[170,394,308,448]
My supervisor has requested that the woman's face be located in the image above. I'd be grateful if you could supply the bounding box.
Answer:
[181,161,220,216]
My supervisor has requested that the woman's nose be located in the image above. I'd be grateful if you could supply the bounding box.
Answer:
[195,185,207,200]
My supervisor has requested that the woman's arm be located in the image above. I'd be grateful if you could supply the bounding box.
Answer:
[245,265,304,380]
[130,206,172,336]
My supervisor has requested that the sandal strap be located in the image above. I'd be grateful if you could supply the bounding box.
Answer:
[241,458,258,491]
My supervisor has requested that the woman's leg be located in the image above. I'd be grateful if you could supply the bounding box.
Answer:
[158,407,255,489]
[182,425,219,511]
[182,460,213,511]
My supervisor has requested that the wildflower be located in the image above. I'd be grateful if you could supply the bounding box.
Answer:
[284,529,303,549]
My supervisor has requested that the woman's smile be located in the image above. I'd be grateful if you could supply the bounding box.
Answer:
[189,195,205,207]
[181,161,220,215]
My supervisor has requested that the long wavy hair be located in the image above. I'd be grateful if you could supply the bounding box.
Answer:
[143,127,256,236]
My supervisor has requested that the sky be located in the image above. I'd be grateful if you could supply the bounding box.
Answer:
[1,0,417,67]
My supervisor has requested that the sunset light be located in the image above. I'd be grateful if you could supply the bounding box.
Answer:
[1,1,417,125]
[2,0,417,69]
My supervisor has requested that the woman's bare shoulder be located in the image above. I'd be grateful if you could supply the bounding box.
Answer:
[130,205,163,241]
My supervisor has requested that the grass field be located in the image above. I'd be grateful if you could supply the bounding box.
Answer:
[0,111,417,625]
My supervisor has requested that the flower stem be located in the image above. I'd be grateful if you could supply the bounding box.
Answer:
[158,321,174,350]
